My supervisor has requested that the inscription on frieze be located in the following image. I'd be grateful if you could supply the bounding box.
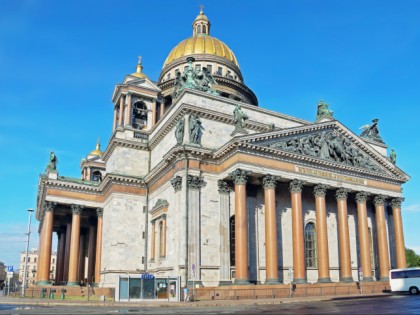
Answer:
[296,166,367,185]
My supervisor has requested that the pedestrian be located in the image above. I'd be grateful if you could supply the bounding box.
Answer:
[183,286,189,302]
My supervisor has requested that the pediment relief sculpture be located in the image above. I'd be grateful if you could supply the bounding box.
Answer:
[265,130,382,173]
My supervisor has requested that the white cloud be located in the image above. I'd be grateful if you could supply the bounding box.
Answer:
[404,204,420,212]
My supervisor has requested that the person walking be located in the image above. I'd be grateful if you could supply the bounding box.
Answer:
[183,286,189,302]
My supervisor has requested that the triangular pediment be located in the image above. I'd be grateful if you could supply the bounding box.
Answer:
[235,121,409,183]
[123,76,161,92]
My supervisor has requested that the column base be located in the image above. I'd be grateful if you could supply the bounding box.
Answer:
[67,282,80,286]
[234,278,251,285]
[265,278,281,285]
[293,278,307,284]
[361,276,374,282]
[379,276,389,282]
[340,277,354,283]
[218,280,233,286]
[317,277,332,283]
[35,280,51,286]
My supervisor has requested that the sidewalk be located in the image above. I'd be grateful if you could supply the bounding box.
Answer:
[0,292,392,308]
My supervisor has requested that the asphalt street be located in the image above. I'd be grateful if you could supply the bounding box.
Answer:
[0,295,419,315]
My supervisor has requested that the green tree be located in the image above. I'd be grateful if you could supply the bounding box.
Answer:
[406,248,420,267]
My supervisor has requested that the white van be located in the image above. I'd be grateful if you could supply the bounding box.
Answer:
[389,268,420,295]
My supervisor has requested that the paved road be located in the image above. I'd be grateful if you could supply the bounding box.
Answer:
[0,295,419,314]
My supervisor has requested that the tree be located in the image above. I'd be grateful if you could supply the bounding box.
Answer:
[406,248,420,267]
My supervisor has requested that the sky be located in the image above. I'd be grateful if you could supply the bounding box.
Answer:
[1,0,420,270]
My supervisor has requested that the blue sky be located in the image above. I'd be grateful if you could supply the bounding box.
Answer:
[1,0,419,270]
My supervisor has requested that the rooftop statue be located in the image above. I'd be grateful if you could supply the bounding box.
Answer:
[390,148,397,165]
[359,118,384,143]
[316,100,334,121]
[232,104,248,134]
[173,57,219,99]
[46,151,58,172]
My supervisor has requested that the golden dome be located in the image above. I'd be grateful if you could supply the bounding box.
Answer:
[89,139,103,157]
[163,35,239,68]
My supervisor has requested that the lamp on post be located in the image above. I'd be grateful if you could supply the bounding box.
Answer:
[22,208,34,298]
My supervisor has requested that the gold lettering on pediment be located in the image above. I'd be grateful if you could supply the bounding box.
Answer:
[295,166,367,185]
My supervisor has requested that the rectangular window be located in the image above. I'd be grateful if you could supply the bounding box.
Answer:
[175,69,179,75]
[142,231,145,239]
[167,73,171,79]
[195,64,201,71]
[207,65,212,73]
[217,67,223,75]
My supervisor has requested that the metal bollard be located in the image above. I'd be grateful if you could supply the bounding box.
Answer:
[41,288,47,298]
[61,288,66,300]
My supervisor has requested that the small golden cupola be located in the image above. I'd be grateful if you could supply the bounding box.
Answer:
[88,138,103,157]
[131,56,148,79]
[193,5,211,36]
[81,138,105,182]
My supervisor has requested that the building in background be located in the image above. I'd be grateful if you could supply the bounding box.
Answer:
[34,8,409,300]
[19,250,56,285]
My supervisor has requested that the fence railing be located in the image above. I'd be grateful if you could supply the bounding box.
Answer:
[194,282,390,301]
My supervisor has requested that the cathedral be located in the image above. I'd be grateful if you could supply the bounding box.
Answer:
[35,9,409,301]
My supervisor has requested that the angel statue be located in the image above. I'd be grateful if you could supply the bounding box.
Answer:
[46,151,58,172]
[359,118,384,143]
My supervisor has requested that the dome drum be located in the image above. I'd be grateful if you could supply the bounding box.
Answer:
[159,54,243,84]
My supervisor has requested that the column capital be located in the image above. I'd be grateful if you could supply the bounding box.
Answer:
[96,208,103,217]
[335,188,350,200]
[289,179,304,193]
[390,197,405,209]
[71,204,82,215]
[262,175,280,190]
[355,191,370,203]
[187,175,205,190]
[313,184,328,197]
[170,176,183,192]
[229,168,251,185]
[373,194,387,206]
[44,201,57,212]
[217,179,231,194]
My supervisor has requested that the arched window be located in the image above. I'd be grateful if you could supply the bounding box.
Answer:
[197,25,202,34]
[305,222,317,267]
[91,170,102,182]
[132,101,148,129]
[229,215,235,266]
[203,25,207,34]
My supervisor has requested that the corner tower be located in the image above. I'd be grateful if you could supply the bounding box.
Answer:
[159,8,258,107]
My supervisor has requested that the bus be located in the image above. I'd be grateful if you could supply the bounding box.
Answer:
[389,268,420,295]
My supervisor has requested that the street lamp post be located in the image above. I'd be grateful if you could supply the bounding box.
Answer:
[22,208,34,298]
